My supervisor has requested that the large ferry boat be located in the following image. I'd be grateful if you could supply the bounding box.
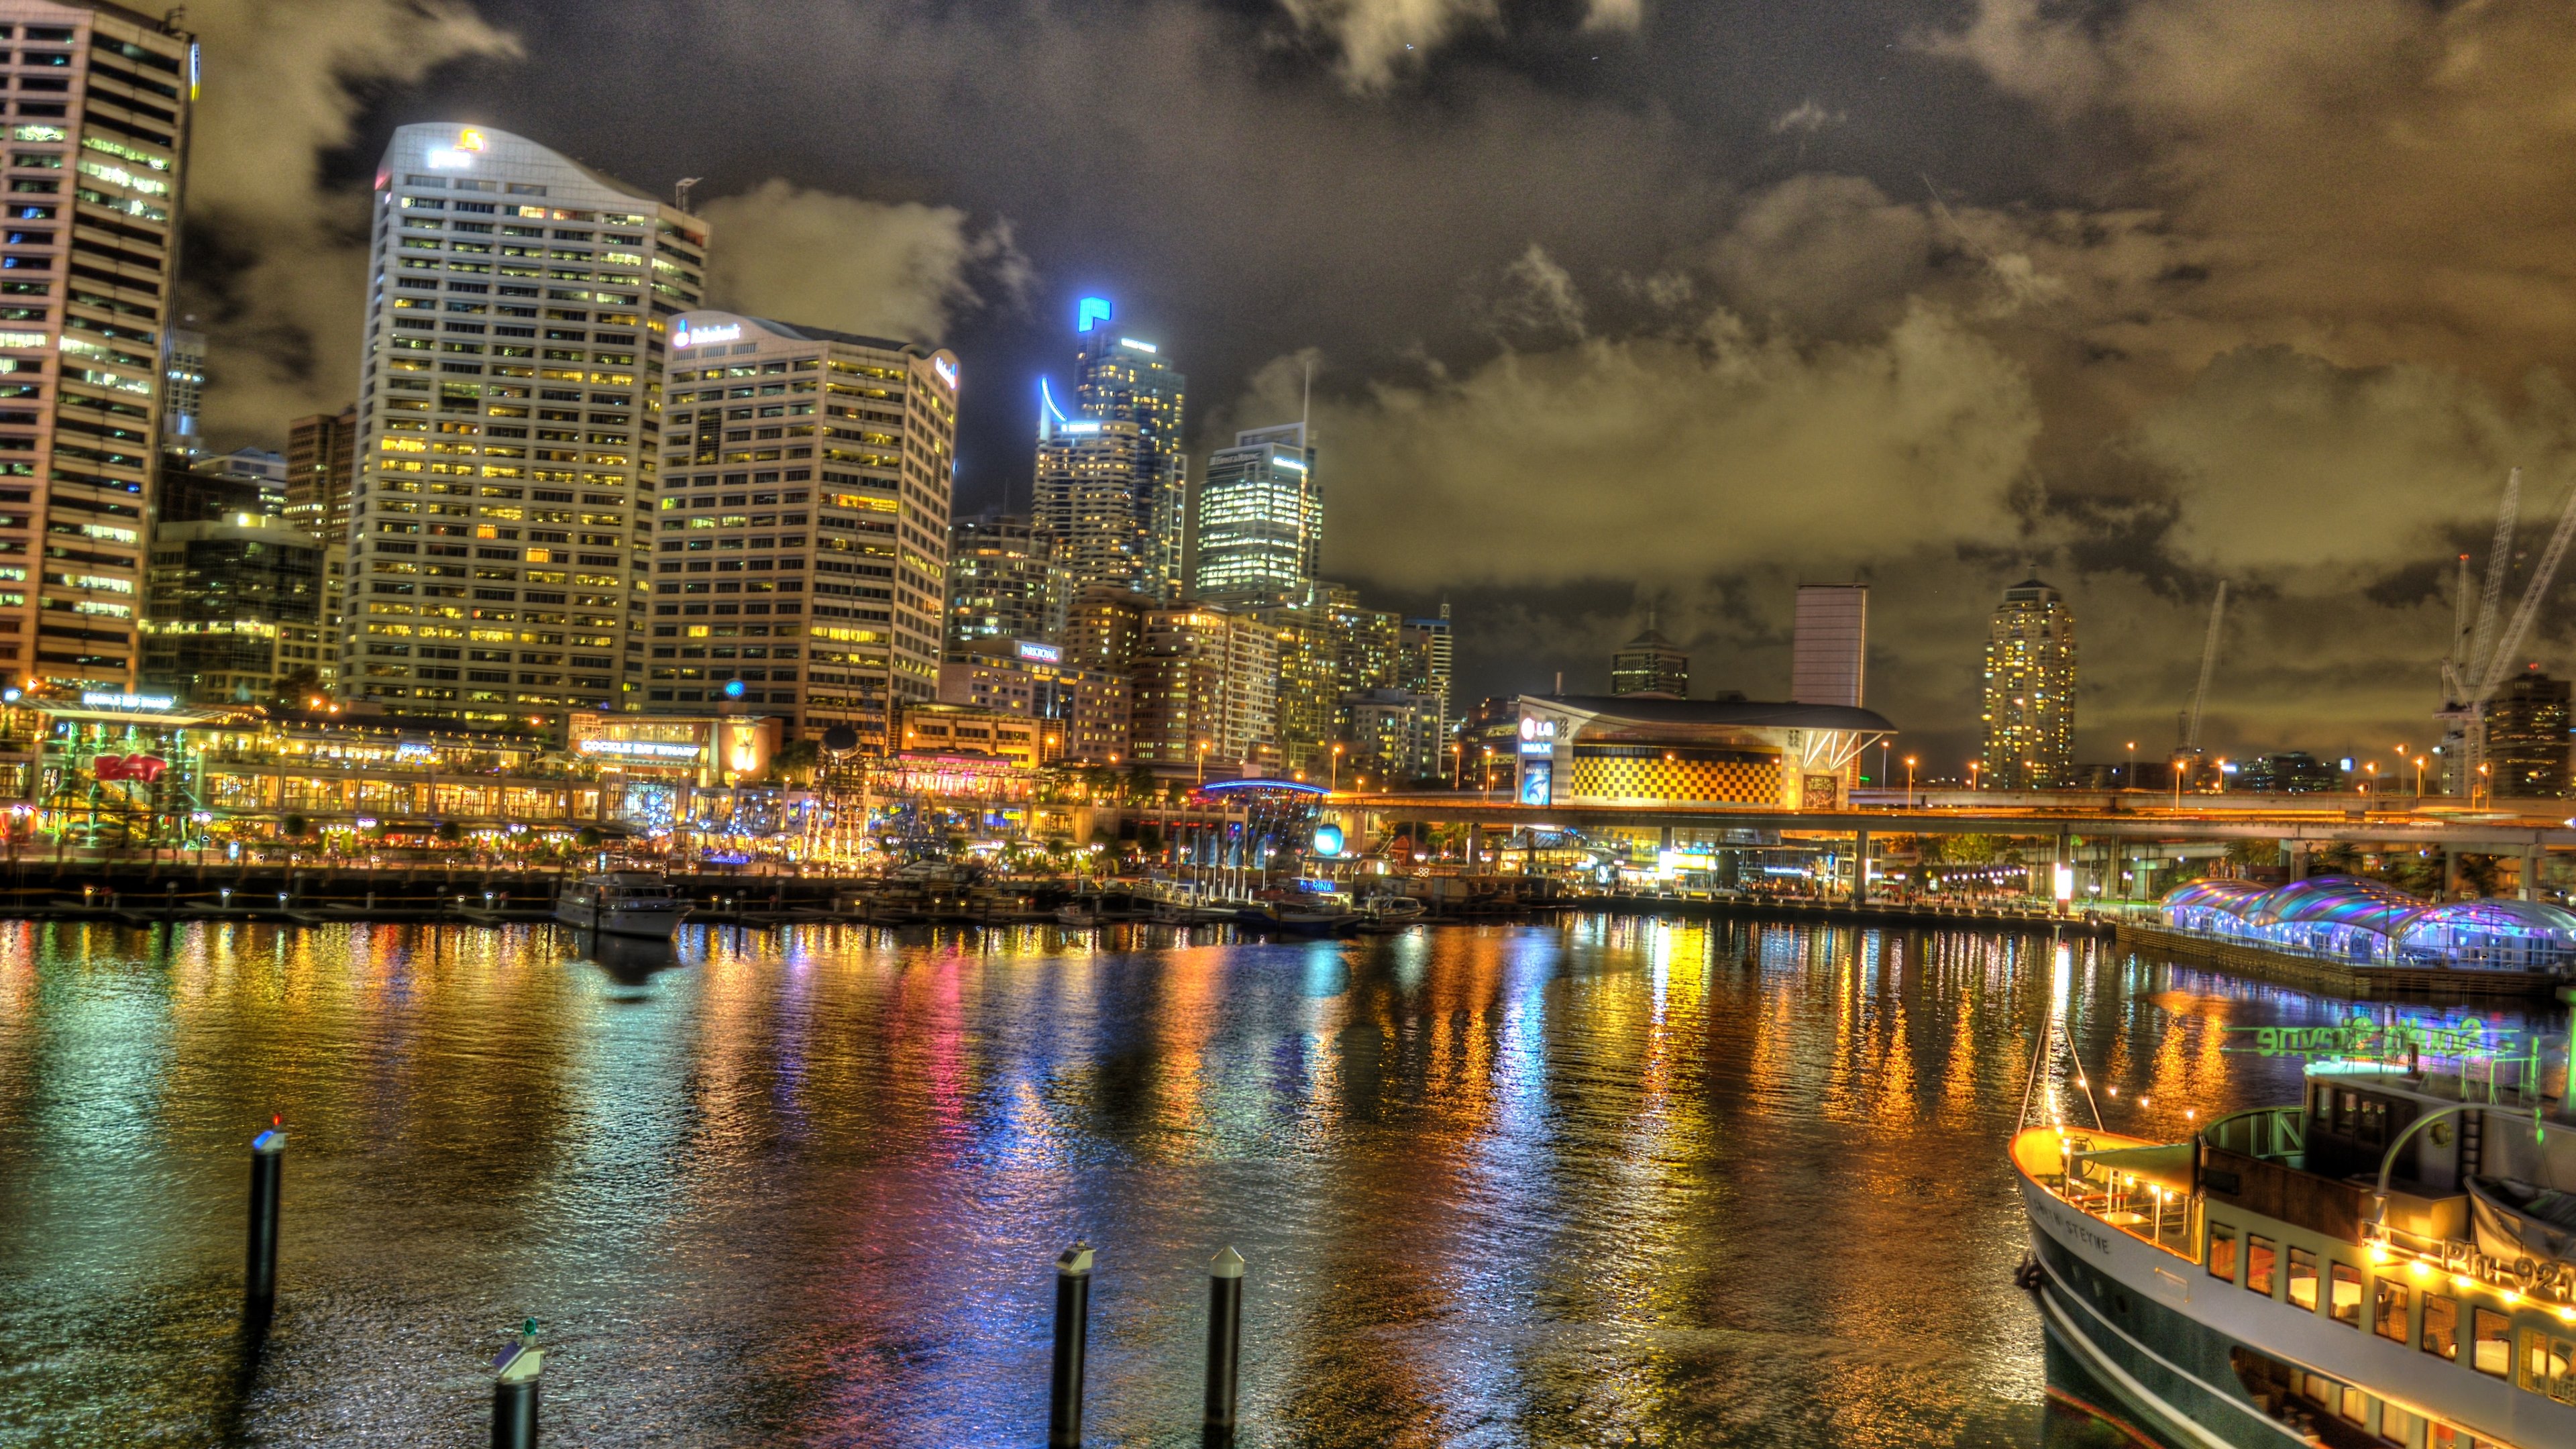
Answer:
[2014,1011,2576,1448]
[553,872,689,940]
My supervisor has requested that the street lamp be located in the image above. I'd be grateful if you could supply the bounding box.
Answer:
[1196,740,1210,786]
[1481,745,1494,802]
[2414,755,2427,800]
[1330,742,1343,792]
[2125,741,2137,788]
[1903,755,1917,808]
[1968,760,1981,792]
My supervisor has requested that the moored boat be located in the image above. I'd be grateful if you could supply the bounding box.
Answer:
[554,872,689,940]
[2013,1014,2576,1449]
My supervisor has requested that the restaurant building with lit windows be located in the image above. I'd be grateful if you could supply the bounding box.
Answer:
[650,311,958,751]
[337,123,708,727]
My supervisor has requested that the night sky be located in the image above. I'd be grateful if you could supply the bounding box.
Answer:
[174,1,2576,775]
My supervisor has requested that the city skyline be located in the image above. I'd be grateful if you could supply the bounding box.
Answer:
[132,0,2576,771]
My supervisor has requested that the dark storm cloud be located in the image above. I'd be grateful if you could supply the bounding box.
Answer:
[177,0,2576,767]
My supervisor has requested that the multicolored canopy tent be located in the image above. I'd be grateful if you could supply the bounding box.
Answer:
[2392,899,2576,971]
[2161,878,2272,936]
[2159,875,2576,973]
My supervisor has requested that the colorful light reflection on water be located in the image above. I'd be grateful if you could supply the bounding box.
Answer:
[0,916,2535,1446]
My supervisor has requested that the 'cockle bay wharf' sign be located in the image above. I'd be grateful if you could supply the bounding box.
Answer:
[2224,1014,2526,1062]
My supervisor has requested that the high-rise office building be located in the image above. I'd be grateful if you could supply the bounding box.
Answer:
[163,325,202,457]
[2487,667,2571,798]
[286,405,358,689]
[1034,408,1148,598]
[0,3,193,694]
[945,511,1065,657]
[1194,421,1316,604]
[1253,592,1338,777]
[337,123,705,726]
[1791,584,1866,707]
[1254,581,1407,778]
[1611,616,1688,698]
[1980,576,2077,789]
[159,446,282,522]
[1399,602,1452,723]
[1129,604,1276,770]
[649,311,957,746]
[141,512,321,705]
[1032,297,1185,601]
[1063,582,1143,678]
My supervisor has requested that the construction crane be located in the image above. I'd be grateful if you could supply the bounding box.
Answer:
[2182,581,2227,753]
[2443,468,2576,796]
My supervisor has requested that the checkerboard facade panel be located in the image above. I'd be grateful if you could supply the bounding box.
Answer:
[1568,753,1782,805]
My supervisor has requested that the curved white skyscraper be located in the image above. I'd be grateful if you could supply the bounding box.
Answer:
[335,123,706,723]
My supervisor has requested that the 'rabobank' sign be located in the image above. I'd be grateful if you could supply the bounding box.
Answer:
[674,321,741,350]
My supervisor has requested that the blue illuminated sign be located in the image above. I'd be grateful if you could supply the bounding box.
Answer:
[1077,297,1112,333]
[722,680,745,700]
[1312,823,1344,856]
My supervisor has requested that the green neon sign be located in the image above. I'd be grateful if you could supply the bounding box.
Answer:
[2224,1014,2518,1061]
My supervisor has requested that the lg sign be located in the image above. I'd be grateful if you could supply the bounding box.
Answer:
[1519,717,1558,741]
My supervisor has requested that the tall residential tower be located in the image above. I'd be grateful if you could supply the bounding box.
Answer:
[1980,576,2077,789]
[336,123,705,726]
[649,311,957,747]
[0,1,193,694]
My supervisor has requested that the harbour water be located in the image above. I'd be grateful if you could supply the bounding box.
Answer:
[0,915,2537,1446]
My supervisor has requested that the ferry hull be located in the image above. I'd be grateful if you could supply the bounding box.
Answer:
[2023,1216,2298,1449]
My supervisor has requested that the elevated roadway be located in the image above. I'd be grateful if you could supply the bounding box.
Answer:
[1328,789,2576,851]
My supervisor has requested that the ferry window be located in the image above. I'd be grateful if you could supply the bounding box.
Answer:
[2329,1263,2363,1326]
[2288,1247,2320,1311]
[2371,1279,2408,1342]
[2301,1372,2337,1408]
[2337,1384,2365,1424]
[2337,1090,2357,1133]
[2421,1292,2458,1360]
[2379,1403,2418,1444]
[2520,1329,2575,1397]
[2207,1225,2238,1283]
[2247,1236,2278,1297]
[2471,1308,2510,1377]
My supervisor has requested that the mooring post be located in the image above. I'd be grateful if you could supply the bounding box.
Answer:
[245,1120,284,1327]
[1202,1246,1245,1441]
[1048,1242,1094,1449]
[492,1318,542,1448]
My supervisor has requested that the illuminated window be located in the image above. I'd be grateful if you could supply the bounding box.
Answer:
[2421,1292,2458,1360]
[2371,1279,2406,1342]
[2246,1236,2277,1297]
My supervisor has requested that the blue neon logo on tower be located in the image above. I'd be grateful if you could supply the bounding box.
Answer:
[1077,297,1112,333]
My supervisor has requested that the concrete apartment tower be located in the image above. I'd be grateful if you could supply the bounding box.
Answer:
[1791,584,1867,707]
[0,1,193,695]
[337,123,706,725]
[647,310,957,749]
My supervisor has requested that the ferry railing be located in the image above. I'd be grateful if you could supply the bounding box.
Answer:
[2041,1136,2203,1263]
